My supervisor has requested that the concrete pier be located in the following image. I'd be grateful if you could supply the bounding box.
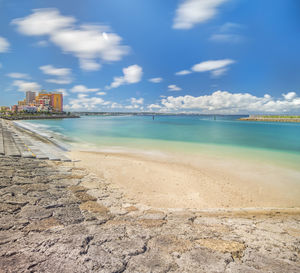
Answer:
[0,119,71,161]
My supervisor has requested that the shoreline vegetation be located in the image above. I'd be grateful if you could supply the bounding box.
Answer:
[240,115,300,122]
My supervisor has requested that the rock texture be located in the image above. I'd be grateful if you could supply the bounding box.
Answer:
[0,156,300,273]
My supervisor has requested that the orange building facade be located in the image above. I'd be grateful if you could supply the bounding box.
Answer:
[35,92,63,112]
[51,93,63,112]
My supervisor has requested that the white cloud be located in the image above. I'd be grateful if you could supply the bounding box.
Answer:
[40,65,71,76]
[97,92,107,96]
[40,64,72,85]
[210,33,242,43]
[148,104,162,110]
[152,90,300,114]
[123,97,144,110]
[7,73,30,79]
[175,59,235,78]
[130,97,144,105]
[111,102,123,109]
[175,70,192,76]
[107,64,143,89]
[46,78,72,84]
[70,85,99,93]
[149,77,163,83]
[56,88,68,97]
[191,59,235,77]
[168,84,182,91]
[12,8,129,71]
[12,9,75,35]
[210,22,243,43]
[79,59,101,71]
[13,80,41,92]
[36,40,49,47]
[0,37,10,53]
[173,0,228,30]
[66,93,106,110]
[192,59,234,72]
[282,92,297,101]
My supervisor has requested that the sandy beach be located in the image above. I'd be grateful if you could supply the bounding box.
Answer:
[70,149,300,209]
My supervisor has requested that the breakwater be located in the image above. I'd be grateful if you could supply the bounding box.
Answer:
[240,116,300,122]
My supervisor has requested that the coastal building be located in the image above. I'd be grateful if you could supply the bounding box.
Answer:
[0,106,10,112]
[11,105,18,113]
[35,91,63,112]
[7,89,64,113]
[50,93,63,112]
[26,91,36,105]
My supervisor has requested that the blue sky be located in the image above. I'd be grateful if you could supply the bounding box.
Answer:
[1,0,300,113]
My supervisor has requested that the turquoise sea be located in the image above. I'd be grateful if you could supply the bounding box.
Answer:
[18,115,300,170]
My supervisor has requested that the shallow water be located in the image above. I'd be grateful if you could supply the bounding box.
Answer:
[19,115,300,170]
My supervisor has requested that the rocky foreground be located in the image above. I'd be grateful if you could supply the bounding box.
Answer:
[0,156,300,273]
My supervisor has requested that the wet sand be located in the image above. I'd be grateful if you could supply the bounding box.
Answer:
[70,149,300,209]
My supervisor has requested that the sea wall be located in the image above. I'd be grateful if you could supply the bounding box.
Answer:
[0,156,300,272]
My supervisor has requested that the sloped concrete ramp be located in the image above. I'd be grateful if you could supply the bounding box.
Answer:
[0,119,71,161]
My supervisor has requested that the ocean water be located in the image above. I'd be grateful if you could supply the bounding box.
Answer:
[18,115,300,169]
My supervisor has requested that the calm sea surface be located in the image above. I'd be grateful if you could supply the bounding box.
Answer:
[18,115,300,168]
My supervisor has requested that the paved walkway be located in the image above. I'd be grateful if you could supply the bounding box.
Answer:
[0,119,70,161]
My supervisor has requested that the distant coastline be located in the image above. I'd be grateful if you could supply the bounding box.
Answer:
[1,113,80,120]
[240,115,300,122]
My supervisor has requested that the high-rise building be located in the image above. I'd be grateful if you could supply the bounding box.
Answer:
[51,93,63,112]
[26,91,36,105]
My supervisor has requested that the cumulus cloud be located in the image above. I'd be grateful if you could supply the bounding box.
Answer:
[282,92,297,101]
[107,64,143,89]
[111,102,123,109]
[40,64,72,84]
[13,80,41,92]
[148,77,163,83]
[173,0,228,29]
[151,90,300,114]
[0,37,10,53]
[168,84,182,91]
[175,70,192,76]
[12,8,129,71]
[70,85,100,93]
[130,98,144,105]
[7,73,30,79]
[148,104,162,110]
[66,94,106,110]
